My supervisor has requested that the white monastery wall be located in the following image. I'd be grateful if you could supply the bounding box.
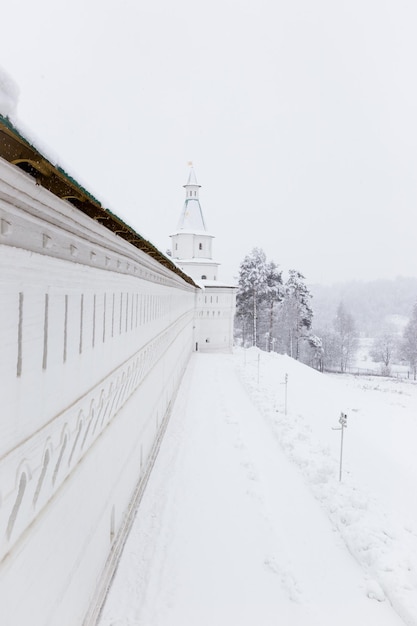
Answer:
[0,157,197,625]
[195,287,236,352]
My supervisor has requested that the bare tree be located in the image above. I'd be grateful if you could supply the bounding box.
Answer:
[370,326,398,375]
[401,302,417,380]
[314,326,339,370]
[334,301,358,372]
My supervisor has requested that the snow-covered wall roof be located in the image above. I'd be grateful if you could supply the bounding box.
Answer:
[0,108,197,289]
[0,66,19,119]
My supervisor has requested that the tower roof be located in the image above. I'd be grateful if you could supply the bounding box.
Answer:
[176,198,207,232]
[176,166,207,232]
[184,166,201,188]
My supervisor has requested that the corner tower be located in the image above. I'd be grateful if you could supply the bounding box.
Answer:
[170,166,219,282]
[170,165,236,352]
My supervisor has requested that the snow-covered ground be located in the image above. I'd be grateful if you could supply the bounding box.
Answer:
[99,349,417,626]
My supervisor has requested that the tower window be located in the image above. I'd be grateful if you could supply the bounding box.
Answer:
[201,275,207,279]
[199,243,203,250]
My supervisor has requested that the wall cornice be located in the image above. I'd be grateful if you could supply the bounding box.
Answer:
[0,116,196,288]
[0,157,196,291]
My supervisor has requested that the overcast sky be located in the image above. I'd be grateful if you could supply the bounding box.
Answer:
[1,0,416,285]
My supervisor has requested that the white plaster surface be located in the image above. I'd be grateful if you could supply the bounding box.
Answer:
[0,157,197,625]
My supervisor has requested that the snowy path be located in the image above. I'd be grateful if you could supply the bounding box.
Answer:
[99,353,406,626]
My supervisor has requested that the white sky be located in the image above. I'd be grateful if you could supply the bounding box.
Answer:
[1,0,417,285]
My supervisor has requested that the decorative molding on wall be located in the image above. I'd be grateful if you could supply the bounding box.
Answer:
[0,310,193,561]
[83,349,189,626]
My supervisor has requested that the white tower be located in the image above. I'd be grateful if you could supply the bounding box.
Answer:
[170,166,219,282]
[170,165,236,352]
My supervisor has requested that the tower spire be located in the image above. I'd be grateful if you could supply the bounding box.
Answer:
[170,166,218,281]
[176,164,206,231]
[184,163,200,188]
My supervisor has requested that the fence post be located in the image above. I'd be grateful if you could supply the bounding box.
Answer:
[284,373,288,415]
[332,412,347,481]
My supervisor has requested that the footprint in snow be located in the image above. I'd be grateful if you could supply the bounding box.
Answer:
[365,578,386,602]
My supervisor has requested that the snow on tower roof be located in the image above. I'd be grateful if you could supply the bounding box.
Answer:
[176,198,207,232]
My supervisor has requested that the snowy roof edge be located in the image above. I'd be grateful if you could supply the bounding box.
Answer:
[0,114,198,288]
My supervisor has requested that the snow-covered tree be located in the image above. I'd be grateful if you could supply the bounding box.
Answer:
[401,302,417,380]
[235,253,317,365]
[333,301,358,372]
[299,333,324,370]
[279,270,313,359]
[236,248,269,347]
[262,260,283,351]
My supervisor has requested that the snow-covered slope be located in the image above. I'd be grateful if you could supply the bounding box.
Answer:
[99,350,417,626]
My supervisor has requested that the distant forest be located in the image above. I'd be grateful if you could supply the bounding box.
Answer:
[310,276,417,336]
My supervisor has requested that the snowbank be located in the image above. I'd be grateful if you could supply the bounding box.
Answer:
[238,348,417,625]
[0,66,19,118]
